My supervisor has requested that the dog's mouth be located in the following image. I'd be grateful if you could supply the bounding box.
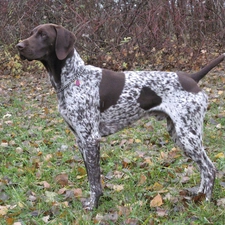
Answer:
[18,53,33,61]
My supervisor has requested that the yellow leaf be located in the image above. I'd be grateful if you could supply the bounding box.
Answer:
[215,152,225,159]
[135,139,142,143]
[113,184,124,192]
[150,194,163,207]
[152,182,163,191]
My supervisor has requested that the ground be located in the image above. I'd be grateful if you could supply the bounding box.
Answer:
[1,66,225,225]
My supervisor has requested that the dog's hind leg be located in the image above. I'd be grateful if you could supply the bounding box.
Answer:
[166,109,216,200]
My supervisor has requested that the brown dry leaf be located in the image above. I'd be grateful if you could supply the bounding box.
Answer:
[138,174,147,186]
[73,188,83,198]
[55,174,68,186]
[160,151,167,160]
[6,217,15,225]
[77,166,86,175]
[124,218,139,225]
[150,194,163,207]
[58,187,67,195]
[127,139,134,144]
[168,147,181,159]
[119,139,127,147]
[117,205,131,217]
[192,192,206,203]
[143,156,153,166]
[156,208,168,217]
[39,181,51,189]
[122,158,131,168]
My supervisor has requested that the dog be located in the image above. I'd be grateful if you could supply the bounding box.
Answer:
[16,24,224,210]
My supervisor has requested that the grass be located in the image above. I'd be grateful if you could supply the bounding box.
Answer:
[1,70,225,225]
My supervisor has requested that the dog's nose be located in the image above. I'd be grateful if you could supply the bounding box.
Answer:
[16,42,25,50]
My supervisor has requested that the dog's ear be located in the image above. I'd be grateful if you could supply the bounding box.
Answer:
[54,25,75,60]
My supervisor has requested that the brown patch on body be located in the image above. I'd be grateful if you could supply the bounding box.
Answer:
[137,87,162,110]
[99,69,125,112]
[178,74,201,94]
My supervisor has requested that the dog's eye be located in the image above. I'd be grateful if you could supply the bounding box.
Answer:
[38,31,47,39]
[41,32,47,38]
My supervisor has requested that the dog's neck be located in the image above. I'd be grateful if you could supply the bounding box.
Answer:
[42,49,85,91]
[60,49,85,85]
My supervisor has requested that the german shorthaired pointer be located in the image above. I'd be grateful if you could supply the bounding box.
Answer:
[16,24,224,210]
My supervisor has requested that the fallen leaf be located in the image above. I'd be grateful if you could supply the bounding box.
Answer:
[58,187,67,195]
[150,194,163,207]
[45,191,58,203]
[143,156,152,166]
[39,181,51,189]
[42,215,50,223]
[152,182,163,191]
[1,141,8,147]
[106,183,124,192]
[117,205,131,216]
[95,212,119,223]
[0,206,8,216]
[217,198,225,207]
[74,188,83,198]
[215,152,224,159]
[77,166,86,176]
[55,174,68,186]
[135,139,142,143]
[124,218,139,225]
[138,174,147,186]
[122,158,132,168]
[156,207,168,217]
[180,176,190,184]
[6,217,15,225]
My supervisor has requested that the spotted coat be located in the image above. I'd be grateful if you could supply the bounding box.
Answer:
[16,24,222,210]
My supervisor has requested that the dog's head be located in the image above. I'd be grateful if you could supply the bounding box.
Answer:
[16,24,75,61]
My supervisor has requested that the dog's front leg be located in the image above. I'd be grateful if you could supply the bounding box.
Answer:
[77,138,103,210]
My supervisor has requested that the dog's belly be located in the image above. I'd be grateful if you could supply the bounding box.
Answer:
[99,103,148,136]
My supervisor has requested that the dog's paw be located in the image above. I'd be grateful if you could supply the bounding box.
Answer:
[81,197,98,211]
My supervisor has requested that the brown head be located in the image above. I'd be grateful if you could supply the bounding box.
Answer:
[16,24,75,62]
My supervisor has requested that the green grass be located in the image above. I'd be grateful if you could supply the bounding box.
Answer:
[1,72,225,225]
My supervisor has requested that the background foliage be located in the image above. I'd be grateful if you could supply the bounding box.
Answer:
[1,1,225,224]
[1,0,225,71]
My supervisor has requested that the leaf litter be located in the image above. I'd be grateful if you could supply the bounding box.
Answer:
[1,66,225,224]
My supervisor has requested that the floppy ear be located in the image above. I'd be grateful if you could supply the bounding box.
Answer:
[54,25,75,60]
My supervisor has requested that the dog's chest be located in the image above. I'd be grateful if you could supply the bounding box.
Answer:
[58,69,102,131]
